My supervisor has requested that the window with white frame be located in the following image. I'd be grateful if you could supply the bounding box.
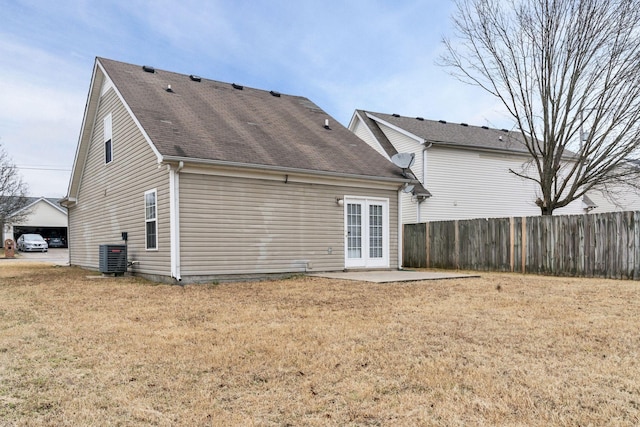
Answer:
[145,189,157,250]
[104,113,113,164]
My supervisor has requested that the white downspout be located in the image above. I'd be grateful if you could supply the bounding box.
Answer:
[169,161,184,281]
[420,143,432,222]
[398,186,403,270]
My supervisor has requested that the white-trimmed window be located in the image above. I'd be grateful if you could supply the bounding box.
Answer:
[104,113,113,164]
[145,189,158,250]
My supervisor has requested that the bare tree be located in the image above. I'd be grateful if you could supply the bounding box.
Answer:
[0,142,29,229]
[441,0,640,215]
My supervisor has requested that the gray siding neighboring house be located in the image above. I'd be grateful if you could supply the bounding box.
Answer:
[349,110,592,223]
[62,58,407,283]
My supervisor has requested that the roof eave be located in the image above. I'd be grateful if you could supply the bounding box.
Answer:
[59,197,76,208]
[428,140,577,160]
[66,59,102,201]
[161,156,408,184]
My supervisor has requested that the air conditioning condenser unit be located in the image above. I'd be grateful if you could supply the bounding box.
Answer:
[99,244,127,274]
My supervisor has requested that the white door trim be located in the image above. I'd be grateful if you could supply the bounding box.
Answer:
[344,196,389,268]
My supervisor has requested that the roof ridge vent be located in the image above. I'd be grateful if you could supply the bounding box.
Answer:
[392,113,400,117]
[416,117,424,121]
[501,128,509,132]
[142,65,155,73]
[481,125,489,129]
[270,90,281,97]
[461,122,469,126]
[438,120,447,124]
[189,75,201,82]
[232,83,243,90]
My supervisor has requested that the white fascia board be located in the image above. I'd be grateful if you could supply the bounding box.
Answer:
[66,60,101,200]
[349,110,391,161]
[347,110,360,130]
[8,197,66,218]
[365,112,426,145]
[40,198,67,215]
[66,59,165,201]
[8,198,39,217]
[95,60,163,164]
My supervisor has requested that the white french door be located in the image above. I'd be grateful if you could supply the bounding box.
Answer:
[344,197,389,268]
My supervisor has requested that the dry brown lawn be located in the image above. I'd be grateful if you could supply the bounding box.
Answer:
[0,262,639,426]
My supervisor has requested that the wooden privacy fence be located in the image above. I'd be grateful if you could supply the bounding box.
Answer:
[403,211,640,279]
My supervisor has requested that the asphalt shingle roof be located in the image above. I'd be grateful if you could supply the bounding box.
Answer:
[360,110,530,155]
[98,58,404,181]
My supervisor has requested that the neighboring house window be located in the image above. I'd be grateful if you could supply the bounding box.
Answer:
[104,114,113,164]
[145,189,157,250]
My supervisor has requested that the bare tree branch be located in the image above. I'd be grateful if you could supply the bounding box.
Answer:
[440,0,640,215]
[0,142,30,227]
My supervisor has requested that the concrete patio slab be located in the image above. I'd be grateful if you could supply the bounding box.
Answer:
[309,270,479,283]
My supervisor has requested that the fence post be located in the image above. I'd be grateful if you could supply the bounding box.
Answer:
[454,220,459,269]
[425,222,430,268]
[510,217,515,272]
[635,212,640,280]
[521,216,527,273]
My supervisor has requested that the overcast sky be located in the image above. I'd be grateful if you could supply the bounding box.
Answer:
[0,0,511,198]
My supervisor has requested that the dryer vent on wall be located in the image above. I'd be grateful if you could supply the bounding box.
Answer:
[99,244,127,274]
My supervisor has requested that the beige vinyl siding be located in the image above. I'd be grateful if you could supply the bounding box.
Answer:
[179,172,399,277]
[68,87,171,275]
[421,146,584,221]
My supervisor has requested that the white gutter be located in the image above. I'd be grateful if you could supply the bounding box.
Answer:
[169,161,184,281]
[161,156,407,184]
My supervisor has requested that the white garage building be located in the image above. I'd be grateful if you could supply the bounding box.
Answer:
[3,197,68,246]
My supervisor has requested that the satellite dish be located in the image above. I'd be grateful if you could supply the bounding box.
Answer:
[402,184,415,193]
[391,153,415,169]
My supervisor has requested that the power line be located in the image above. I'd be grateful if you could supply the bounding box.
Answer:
[16,165,72,172]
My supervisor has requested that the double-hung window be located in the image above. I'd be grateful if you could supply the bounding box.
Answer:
[145,189,157,250]
[104,113,113,164]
